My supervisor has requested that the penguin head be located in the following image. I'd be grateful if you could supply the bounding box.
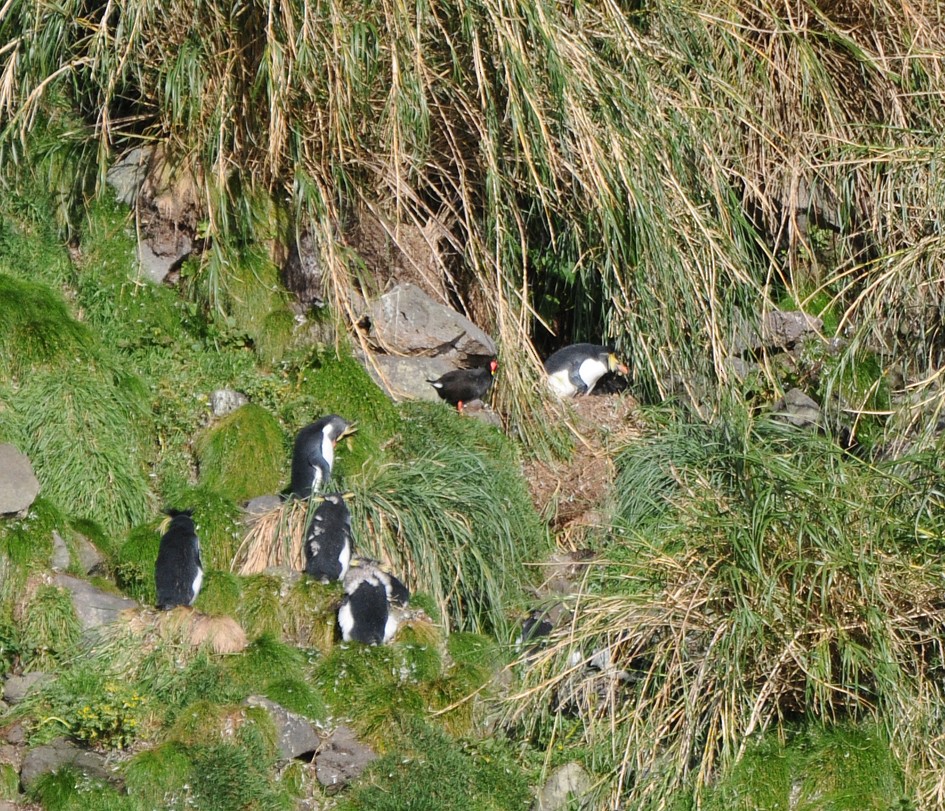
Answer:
[321,415,356,445]
[606,351,629,375]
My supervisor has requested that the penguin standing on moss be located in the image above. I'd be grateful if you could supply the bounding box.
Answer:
[304,493,353,584]
[337,559,410,645]
[544,344,628,398]
[289,415,356,499]
[155,509,203,610]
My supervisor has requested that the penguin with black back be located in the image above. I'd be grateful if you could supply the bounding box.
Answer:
[155,509,203,610]
[544,343,628,398]
[288,415,356,499]
[338,559,410,645]
[428,359,498,412]
[304,492,353,584]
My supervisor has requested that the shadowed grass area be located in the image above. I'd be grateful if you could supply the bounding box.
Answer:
[352,402,550,635]
[506,407,945,808]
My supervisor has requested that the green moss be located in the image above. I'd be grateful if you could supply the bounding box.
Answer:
[196,404,286,502]
[0,273,92,376]
[0,762,18,800]
[194,570,243,617]
[257,306,297,365]
[21,584,81,669]
[188,739,292,811]
[236,577,287,639]
[263,677,327,721]
[702,724,907,811]
[228,634,308,692]
[29,767,135,811]
[115,522,161,604]
[336,720,532,811]
[281,576,342,650]
[123,742,195,810]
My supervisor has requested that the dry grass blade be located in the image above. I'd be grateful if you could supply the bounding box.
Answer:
[232,499,310,575]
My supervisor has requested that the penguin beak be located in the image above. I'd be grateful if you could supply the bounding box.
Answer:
[340,491,356,502]
[609,354,628,375]
[340,421,358,438]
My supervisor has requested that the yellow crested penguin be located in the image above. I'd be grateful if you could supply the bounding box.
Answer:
[155,509,203,610]
[543,343,628,397]
[289,415,356,499]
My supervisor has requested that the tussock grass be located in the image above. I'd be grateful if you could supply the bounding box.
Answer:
[196,403,286,502]
[233,499,309,575]
[505,410,945,808]
[352,402,550,634]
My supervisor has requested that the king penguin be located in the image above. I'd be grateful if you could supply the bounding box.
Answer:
[543,343,628,398]
[155,509,203,610]
[303,493,353,584]
[288,415,356,499]
[337,559,410,645]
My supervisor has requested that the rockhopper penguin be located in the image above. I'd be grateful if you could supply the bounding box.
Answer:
[155,509,203,610]
[428,359,498,412]
[303,492,353,584]
[544,344,628,397]
[338,559,410,645]
[289,415,356,499]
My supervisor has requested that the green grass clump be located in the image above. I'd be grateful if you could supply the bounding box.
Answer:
[354,402,550,634]
[702,724,907,811]
[6,367,153,535]
[196,404,286,502]
[262,678,327,721]
[336,719,532,811]
[123,742,195,809]
[0,273,91,377]
[29,767,135,811]
[115,522,161,605]
[227,634,310,691]
[0,498,66,571]
[0,762,19,800]
[194,570,243,617]
[20,584,81,670]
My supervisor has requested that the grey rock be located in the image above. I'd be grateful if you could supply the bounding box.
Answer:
[0,743,21,771]
[75,535,106,576]
[137,237,191,284]
[0,445,41,515]
[772,388,822,428]
[532,762,592,811]
[0,801,17,811]
[244,495,283,516]
[51,574,137,631]
[2,673,52,705]
[50,531,71,572]
[2,722,26,745]
[20,737,117,790]
[245,696,320,760]
[732,309,822,354]
[315,725,377,792]
[106,147,151,207]
[210,389,249,417]
[722,356,756,382]
[361,353,456,402]
[366,283,496,362]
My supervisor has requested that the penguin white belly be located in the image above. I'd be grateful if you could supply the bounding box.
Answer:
[190,567,204,605]
[338,601,355,641]
[578,357,608,393]
[547,369,578,398]
[338,541,351,581]
[383,612,400,644]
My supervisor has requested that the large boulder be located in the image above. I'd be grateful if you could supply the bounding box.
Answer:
[315,725,377,792]
[732,309,823,355]
[19,738,117,791]
[361,353,456,402]
[365,283,495,363]
[0,445,40,515]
